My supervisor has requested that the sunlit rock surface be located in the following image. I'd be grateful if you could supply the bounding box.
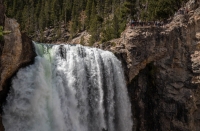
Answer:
[0,0,36,130]
[96,0,200,130]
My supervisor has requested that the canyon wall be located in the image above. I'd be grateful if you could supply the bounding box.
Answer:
[97,0,200,130]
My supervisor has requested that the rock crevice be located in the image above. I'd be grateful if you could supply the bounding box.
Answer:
[96,0,200,130]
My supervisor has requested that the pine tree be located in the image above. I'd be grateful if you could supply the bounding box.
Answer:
[69,0,79,37]
[112,14,120,38]
[85,0,93,29]
[89,1,98,44]
[101,20,113,42]
[4,0,188,43]
[96,0,104,17]
[0,26,3,41]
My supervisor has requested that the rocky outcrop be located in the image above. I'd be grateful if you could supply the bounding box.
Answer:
[95,0,200,131]
[0,17,36,109]
[0,0,36,130]
[32,24,92,45]
[33,23,70,43]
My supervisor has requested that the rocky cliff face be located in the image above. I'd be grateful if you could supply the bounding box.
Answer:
[0,0,5,130]
[95,0,200,130]
[0,0,36,130]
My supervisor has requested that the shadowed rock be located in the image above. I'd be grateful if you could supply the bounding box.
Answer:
[95,0,200,131]
[0,1,36,130]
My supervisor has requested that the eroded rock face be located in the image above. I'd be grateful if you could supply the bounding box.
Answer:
[0,1,36,130]
[97,0,200,131]
[0,17,36,108]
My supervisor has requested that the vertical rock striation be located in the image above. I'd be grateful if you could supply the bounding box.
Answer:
[0,0,5,130]
[98,0,200,130]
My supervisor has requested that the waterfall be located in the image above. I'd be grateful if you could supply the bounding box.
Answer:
[2,42,133,131]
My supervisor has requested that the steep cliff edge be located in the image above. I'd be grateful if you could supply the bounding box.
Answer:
[0,0,36,130]
[96,0,200,130]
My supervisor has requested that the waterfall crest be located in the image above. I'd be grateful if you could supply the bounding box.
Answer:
[3,42,133,131]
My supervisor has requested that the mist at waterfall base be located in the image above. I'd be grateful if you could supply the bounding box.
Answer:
[2,42,133,131]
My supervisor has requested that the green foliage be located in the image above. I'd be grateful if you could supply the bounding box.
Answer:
[4,0,187,44]
[0,26,11,41]
[0,26,3,32]
[80,36,84,45]
[4,0,136,44]
[89,1,99,44]
[139,0,188,20]
[85,0,92,29]
[0,26,3,41]
[111,42,116,46]
[112,15,120,38]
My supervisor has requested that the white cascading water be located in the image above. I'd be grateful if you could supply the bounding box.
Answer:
[2,42,133,131]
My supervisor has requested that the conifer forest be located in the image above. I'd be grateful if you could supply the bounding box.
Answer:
[4,0,187,43]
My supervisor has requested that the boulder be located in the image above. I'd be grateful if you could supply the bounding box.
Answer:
[0,1,36,130]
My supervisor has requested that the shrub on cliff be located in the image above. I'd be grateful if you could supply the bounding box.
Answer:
[0,26,11,41]
[0,26,3,41]
[140,0,188,20]
[4,0,136,44]
[4,0,188,43]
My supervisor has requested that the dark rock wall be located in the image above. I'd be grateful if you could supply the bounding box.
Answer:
[100,1,200,130]
[0,0,4,26]
[153,26,195,131]
[127,25,196,130]
[128,63,160,131]
[0,0,5,130]
[0,0,4,57]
